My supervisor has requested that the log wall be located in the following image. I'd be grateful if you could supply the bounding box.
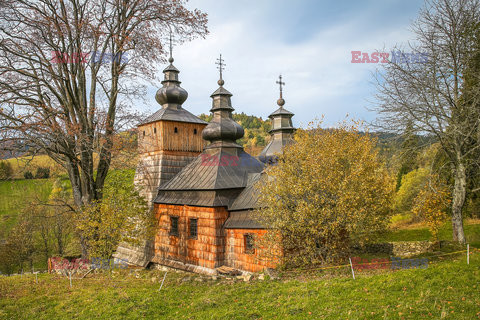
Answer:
[153,204,230,269]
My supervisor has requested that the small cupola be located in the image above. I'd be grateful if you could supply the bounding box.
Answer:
[259,75,296,164]
[155,35,188,109]
[202,54,244,149]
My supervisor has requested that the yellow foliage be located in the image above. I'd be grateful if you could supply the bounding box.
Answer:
[256,120,395,267]
[394,168,429,214]
[412,176,450,242]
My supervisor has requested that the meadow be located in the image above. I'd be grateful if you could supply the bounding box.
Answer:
[0,250,478,319]
[0,179,53,233]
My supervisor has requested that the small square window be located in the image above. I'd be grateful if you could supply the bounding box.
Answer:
[143,131,145,136]
[174,127,178,133]
[154,127,157,134]
[244,234,255,254]
[170,216,179,236]
[193,128,197,135]
[189,218,198,239]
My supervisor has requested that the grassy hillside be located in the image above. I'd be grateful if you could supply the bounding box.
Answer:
[380,219,480,247]
[0,179,53,233]
[0,252,478,319]
[5,155,64,179]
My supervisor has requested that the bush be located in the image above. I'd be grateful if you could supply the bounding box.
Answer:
[23,171,34,179]
[257,120,395,267]
[412,176,450,242]
[0,160,14,180]
[35,167,50,179]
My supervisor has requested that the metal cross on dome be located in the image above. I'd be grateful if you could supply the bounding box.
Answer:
[216,54,226,81]
[276,75,285,99]
[169,32,173,59]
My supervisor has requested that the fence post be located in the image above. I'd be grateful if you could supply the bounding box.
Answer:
[158,271,168,291]
[349,257,355,280]
[69,271,72,288]
[467,244,470,265]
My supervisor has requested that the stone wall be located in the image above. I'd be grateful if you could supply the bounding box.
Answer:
[357,241,435,257]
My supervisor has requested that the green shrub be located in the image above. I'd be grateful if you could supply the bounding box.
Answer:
[23,171,34,179]
[35,167,50,179]
[0,161,13,180]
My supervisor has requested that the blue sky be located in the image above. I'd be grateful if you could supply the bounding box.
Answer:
[139,0,425,128]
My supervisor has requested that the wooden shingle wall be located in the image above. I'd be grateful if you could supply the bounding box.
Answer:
[153,204,229,269]
[225,229,276,272]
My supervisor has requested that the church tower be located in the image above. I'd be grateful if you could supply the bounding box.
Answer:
[259,75,296,164]
[134,43,207,205]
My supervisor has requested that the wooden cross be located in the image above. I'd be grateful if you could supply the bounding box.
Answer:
[276,75,285,99]
[216,54,226,80]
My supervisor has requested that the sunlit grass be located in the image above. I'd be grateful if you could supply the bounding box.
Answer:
[0,253,478,319]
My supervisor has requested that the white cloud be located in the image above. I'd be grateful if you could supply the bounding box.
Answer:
[138,0,424,127]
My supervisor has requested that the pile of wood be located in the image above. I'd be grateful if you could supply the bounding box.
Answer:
[216,265,242,276]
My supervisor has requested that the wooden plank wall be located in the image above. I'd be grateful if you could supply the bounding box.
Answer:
[153,204,229,269]
[138,121,207,154]
[225,229,277,272]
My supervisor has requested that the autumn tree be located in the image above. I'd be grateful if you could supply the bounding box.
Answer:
[0,0,208,208]
[75,170,154,259]
[373,0,480,243]
[412,175,451,242]
[256,121,394,267]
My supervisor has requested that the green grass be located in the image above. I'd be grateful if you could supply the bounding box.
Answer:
[379,220,480,247]
[0,179,53,233]
[0,253,479,319]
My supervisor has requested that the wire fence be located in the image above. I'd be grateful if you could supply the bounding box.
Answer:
[1,246,478,286]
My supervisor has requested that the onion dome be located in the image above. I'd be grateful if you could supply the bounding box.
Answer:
[155,53,188,109]
[202,54,244,149]
[259,75,296,164]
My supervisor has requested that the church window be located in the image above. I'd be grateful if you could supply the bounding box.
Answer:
[143,131,145,137]
[174,127,178,133]
[189,218,198,239]
[244,234,255,254]
[154,127,157,134]
[170,216,179,236]
[194,128,197,135]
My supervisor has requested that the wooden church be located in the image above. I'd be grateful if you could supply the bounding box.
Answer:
[115,52,295,274]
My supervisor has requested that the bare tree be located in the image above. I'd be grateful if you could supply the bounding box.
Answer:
[0,0,208,207]
[373,0,480,243]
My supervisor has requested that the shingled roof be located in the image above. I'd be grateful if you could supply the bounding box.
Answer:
[154,72,265,207]
[140,106,207,125]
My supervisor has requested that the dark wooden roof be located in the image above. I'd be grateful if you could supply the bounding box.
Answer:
[154,149,264,207]
[228,173,261,211]
[269,106,294,117]
[140,107,207,125]
[223,210,265,229]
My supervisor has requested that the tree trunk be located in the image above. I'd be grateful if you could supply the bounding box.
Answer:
[452,161,467,244]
